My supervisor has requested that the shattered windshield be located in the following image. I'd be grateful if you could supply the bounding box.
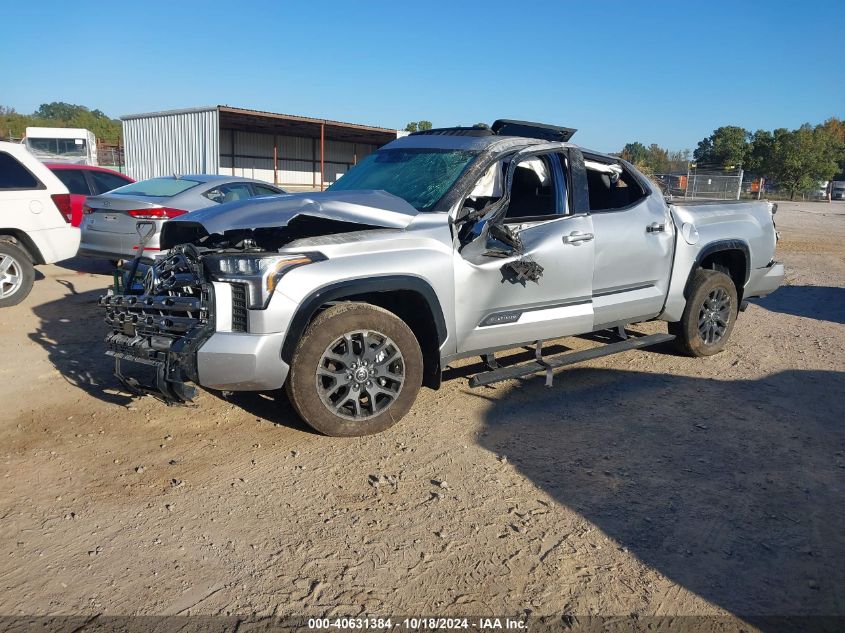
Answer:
[328,148,477,211]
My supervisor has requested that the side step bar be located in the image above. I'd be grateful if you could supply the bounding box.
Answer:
[468,332,675,388]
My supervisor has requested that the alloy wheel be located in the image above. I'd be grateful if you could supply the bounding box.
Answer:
[698,287,731,345]
[315,329,405,420]
[0,255,23,300]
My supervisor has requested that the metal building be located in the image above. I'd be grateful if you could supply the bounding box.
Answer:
[121,106,401,190]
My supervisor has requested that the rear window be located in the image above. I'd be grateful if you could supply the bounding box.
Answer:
[89,171,132,194]
[0,152,41,189]
[52,169,91,195]
[254,184,283,196]
[110,177,201,197]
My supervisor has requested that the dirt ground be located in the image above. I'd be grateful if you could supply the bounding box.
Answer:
[1,202,843,627]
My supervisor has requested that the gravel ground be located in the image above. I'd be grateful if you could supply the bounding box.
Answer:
[0,201,843,626]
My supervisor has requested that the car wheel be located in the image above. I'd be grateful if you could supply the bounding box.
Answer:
[286,302,423,437]
[0,241,35,308]
[670,268,738,357]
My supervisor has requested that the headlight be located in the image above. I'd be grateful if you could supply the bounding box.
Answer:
[204,252,321,309]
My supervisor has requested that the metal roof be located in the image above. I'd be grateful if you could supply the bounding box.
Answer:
[121,105,398,145]
[120,106,218,120]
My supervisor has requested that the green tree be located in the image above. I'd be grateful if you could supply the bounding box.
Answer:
[745,129,777,174]
[620,142,648,165]
[643,143,670,173]
[28,102,122,144]
[693,126,749,167]
[819,117,845,177]
[767,124,843,199]
[620,142,673,174]
[404,120,433,133]
[34,102,89,120]
[668,149,691,173]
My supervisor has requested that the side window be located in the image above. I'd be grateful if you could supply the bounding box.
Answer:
[203,183,254,204]
[504,155,557,221]
[253,184,282,196]
[0,152,40,189]
[584,159,646,211]
[90,171,131,194]
[53,169,91,195]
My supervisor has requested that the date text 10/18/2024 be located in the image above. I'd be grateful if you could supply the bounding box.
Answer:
[307,617,528,630]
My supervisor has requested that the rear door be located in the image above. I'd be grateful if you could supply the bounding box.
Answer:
[454,147,595,353]
[577,151,674,327]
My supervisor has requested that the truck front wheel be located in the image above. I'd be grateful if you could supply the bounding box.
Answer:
[669,268,738,357]
[286,302,423,437]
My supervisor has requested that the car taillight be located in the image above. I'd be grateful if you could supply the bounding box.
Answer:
[127,208,188,219]
[51,194,72,223]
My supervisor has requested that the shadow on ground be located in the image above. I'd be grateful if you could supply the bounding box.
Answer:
[30,282,313,432]
[752,285,845,325]
[29,285,133,406]
[476,367,845,623]
[205,389,315,434]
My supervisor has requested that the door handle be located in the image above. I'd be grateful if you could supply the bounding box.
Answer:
[646,222,666,233]
[562,231,594,244]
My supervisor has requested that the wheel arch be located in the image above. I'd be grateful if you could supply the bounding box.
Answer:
[686,239,749,302]
[0,229,45,265]
[281,275,448,389]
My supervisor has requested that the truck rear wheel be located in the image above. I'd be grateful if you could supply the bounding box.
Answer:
[669,268,738,357]
[0,241,35,308]
[286,302,423,437]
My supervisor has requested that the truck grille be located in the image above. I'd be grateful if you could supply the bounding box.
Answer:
[100,246,213,377]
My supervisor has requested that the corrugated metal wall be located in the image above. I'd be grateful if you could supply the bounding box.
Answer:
[219,130,377,187]
[123,108,219,181]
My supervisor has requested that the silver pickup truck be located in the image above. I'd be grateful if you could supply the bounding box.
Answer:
[101,120,783,436]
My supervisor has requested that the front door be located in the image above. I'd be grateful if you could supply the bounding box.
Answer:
[453,151,595,354]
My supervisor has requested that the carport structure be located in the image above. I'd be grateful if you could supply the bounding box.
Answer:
[121,105,401,190]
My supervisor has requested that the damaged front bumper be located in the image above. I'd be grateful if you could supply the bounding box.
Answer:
[100,246,290,404]
[101,275,214,404]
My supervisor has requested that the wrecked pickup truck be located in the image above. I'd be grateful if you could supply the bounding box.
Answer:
[100,120,784,436]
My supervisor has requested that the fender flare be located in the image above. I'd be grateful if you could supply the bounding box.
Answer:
[685,239,750,298]
[280,275,448,364]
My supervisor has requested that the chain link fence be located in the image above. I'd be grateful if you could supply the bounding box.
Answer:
[97,145,126,172]
[654,165,744,200]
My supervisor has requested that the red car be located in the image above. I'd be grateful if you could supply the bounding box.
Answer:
[45,163,134,227]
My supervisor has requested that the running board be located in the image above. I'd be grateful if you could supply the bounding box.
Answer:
[468,333,675,388]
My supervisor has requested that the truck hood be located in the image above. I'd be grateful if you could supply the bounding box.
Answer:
[167,189,418,238]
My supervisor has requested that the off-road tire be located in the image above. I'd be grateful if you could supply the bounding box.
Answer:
[0,241,35,308]
[669,268,738,357]
[286,302,423,437]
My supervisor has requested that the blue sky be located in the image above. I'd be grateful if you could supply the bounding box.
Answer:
[1,0,841,153]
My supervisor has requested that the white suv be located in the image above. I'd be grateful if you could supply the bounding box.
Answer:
[0,141,81,306]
